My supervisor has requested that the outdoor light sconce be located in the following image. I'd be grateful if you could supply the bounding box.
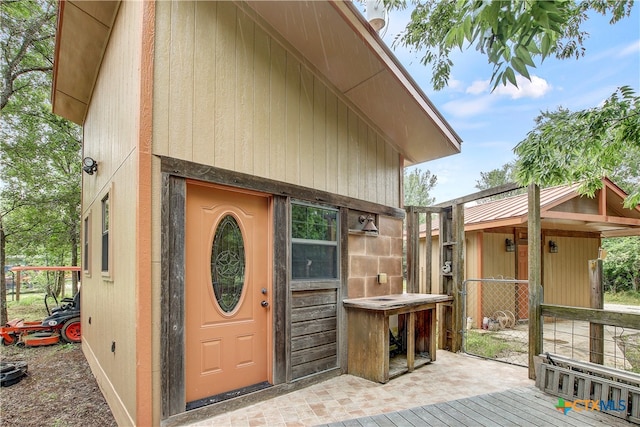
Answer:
[359,215,378,233]
[82,157,98,175]
[549,240,558,253]
[505,238,515,252]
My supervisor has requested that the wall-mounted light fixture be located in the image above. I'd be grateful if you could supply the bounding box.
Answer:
[359,215,378,233]
[505,238,515,252]
[82,157,98,175]
[549,240,558,253]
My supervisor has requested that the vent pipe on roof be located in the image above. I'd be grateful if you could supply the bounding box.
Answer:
[366,0,386,33]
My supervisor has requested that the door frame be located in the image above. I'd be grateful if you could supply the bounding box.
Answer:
[160,157,402,420]
[184,180,273,405]
[161,172,287,419]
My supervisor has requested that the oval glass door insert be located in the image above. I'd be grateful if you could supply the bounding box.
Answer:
[211,215,245,313]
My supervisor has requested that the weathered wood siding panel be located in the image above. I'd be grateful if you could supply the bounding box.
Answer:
[543,236,599,307]
[153,1,401,207]
[81,1,143,423]
[290,288,338,379]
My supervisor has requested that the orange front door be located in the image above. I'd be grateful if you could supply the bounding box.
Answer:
[185,181,271,404]
[516,244,528,320]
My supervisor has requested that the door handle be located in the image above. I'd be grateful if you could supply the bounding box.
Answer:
[261,300,269,308]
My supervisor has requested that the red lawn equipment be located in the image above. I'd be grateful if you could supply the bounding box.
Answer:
[0,291,81,347]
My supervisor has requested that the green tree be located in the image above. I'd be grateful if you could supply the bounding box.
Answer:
[390,0,633,90]
[513,86,640,208]
[404,168,437,207]
[475,163,524,203]
[602,237,640,293]
[1,0,81,325]
[476,163,515,190]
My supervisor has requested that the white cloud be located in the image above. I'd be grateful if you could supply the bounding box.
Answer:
[466,80,489,95]
[447,78,465,91]
[618,39,640,58]
[462,75,552,99]
[493,75,552,99]
[442,96,494,117]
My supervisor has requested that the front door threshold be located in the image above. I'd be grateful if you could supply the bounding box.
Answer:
[186,381,272,411]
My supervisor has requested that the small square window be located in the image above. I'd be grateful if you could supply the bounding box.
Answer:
[291,203,339,280]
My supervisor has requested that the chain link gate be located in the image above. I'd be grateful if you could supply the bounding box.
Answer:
[462,278,530,367]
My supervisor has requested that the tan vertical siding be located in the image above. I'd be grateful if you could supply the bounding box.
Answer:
[269,42,287,182]
[482,233,516,279]
[481,233,516,322]
[81,1,142,423]
[168,1,194,161]
[543,236,599,307]
[153,1,401,207]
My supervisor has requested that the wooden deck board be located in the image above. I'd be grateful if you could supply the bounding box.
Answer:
[454,398,510,427]
[366,414,399,427]
[322,387,635,427]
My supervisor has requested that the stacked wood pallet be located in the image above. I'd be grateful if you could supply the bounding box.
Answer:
[535,353,640,423]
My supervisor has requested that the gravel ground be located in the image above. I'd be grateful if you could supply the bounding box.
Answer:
[0,343,116,427]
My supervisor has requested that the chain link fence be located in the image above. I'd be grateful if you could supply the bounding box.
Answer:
[462,278,530,367]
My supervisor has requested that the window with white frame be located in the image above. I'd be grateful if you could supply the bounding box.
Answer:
[83,215,90,274]
[101,193,110,273]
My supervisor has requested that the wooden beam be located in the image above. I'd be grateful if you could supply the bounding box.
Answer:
[599,185,607,215]
[451,203,464,353]
[405,206,419,293]
[424,213,432,294]
[589,259,604,365]
[541,304,640,330]
[161,157,405,219]
[433,182,522,207]
[542,210,640,226]
[528,184,542,379]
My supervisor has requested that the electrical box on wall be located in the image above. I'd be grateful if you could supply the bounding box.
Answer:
[377,273,387,284]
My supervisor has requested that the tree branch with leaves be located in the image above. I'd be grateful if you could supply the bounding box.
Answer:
[514,86,640,208]
[390,0,633,91]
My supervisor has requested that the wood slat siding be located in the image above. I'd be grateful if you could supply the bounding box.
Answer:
[81,1,143,422]
[273,196,288,385]
[161,175,186,417]
[290,288,338,379]
[153,1,401,208]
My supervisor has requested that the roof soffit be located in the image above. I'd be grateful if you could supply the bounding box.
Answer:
[52,1,461,164]
[52,1,120,124]
[243,0,462,164]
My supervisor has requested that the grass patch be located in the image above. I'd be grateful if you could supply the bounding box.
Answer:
[6,292,50,320]
[465,330,515,359]
[615,334,640,374]
[605,290,640,306]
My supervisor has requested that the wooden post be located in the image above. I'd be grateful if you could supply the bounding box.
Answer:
[528,184,542,379]
[405,206,419,293]
[15,270,21,302]
[451,203,464,353]
[424,212,432,294]
[589,259,604,364]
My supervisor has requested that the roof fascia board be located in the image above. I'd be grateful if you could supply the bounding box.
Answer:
[603,177,640,213]
[332,1,462,147]
[542,210,640,226]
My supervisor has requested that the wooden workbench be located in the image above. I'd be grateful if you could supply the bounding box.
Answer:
[343,293,453,383]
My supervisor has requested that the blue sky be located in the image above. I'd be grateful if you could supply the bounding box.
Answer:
[359,3,640,204]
